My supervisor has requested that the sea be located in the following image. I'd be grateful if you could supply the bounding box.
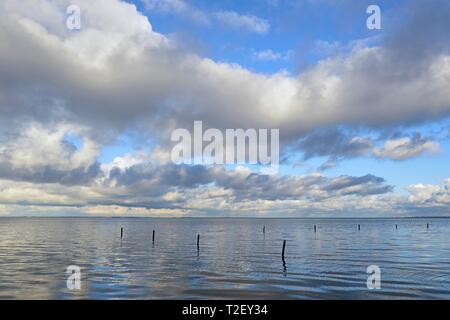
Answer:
[0,217,449,299]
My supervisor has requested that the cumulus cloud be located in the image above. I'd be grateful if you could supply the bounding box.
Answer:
[142,0,210,25]
[84,205,192,217]
[403,180,450,215]
[0,158,394,215]
[1,0,449,145]
[296,129,373,160]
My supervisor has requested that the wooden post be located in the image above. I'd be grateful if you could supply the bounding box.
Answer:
[282,240,286,261]
[358,224,361,231]
[314,225,317,233]
[197,234,200,250]
[427,223,429,229]
[395,224,398,230]
[152,230,155,243]
[120,227,123,238]
[263,225,265,234]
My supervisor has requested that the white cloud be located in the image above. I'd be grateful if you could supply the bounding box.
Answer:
[0,169,394,216]
[404,179,450,210]
[84,205,192,217]
[373,136,439,160]
[406,183,443,204]
[142,0,210,25]
[2,1,450,142]
[253,49,293,61]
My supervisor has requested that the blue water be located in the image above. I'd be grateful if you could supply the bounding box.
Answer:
[0,217,449,299]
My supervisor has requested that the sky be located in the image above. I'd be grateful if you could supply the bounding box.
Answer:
[0,0,450,217]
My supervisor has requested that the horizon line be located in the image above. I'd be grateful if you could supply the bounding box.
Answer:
[1,216,450,219]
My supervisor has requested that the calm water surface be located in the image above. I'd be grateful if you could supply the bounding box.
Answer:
[0,217,449,299]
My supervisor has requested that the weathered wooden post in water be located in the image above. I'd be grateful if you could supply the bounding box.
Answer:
[152,230,155,243]
[314,225,317,233]
[120,227,123,238]
[395,224,398,230]
[281,240,286,261]
[197,234,200,251]
[358,224,361,231]
[427,223,429,229]
[263,225,265,234]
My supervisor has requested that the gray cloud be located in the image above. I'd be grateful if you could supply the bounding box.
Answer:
[142,0,270,34]
[382,0,450,74]
[0,122,102,184]
[0,162,101,185]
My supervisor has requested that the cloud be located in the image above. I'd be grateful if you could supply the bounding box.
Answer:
[2,144,449,216]
[0,0,449,216]
[406,183,444,205]
[292,130,439,168]
[403,179,450,214]
[142,0,270,34]
[88,154,395,205]
[0,204,10,215]
[297,129,373,160]
[373,134,439,161]
[142,0,210,25]
[1,0,450,144]
[214,11,270,34]
[0,132,395,215]
[313,40,342,57]
[0,123,102,184]
[85,205,192,217]
[253,49,293,61]
[0,157,394,215]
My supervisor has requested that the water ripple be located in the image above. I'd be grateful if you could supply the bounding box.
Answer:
[0,217,449,299]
